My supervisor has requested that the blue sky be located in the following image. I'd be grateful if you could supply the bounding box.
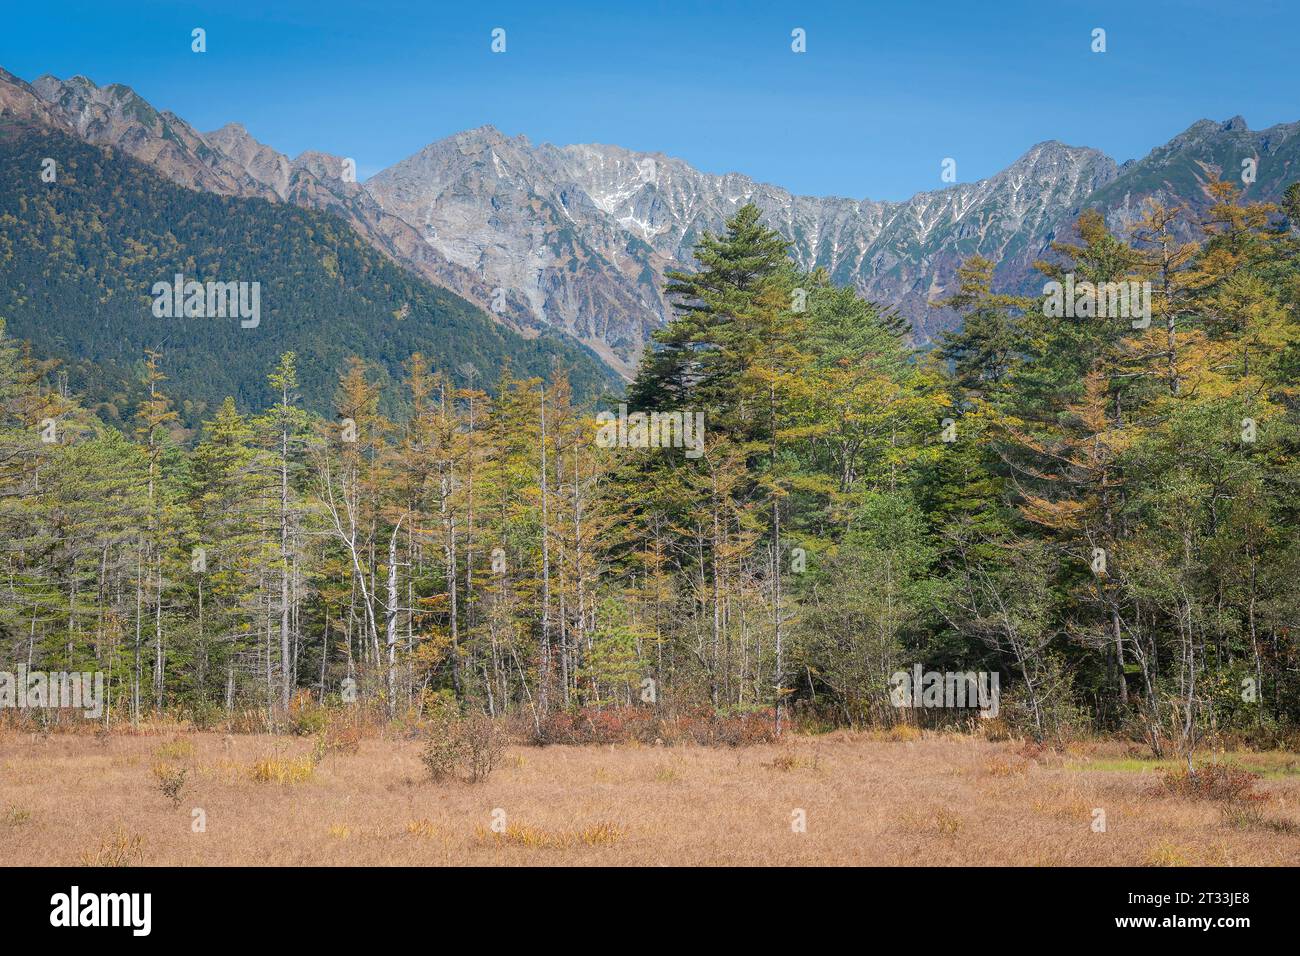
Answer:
[3,0,1296,201]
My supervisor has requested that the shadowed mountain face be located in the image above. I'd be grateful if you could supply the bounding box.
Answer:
[6,67,1298,378]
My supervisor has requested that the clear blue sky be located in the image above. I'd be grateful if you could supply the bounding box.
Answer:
[3,0,1296,201]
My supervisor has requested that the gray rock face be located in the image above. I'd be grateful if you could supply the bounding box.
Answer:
[30,75,280,200]
[7,68,1297,378]
[364,128,674,373]
[204,122,293,199]
[0,67,71,129]
[366,120,1298,369]
[365,131,1120,365]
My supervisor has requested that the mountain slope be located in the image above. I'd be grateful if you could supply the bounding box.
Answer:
[369,118,1297,356]
[1084,116,1300,237]
[8,67,1298,376]
[24,74,512,347]
[0,67,72,130]
[31,73,281,201]
[365,127,673,373]
[0,120,619,425]
[367,130,1121,352]
[13,70,1120,365]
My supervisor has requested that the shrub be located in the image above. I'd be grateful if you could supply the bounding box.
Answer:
[1016,740,1055,762]
[420,722,463,782]
[420,713,506,784]
[184,699,223,730]
[325,724,363,755]
[288,693,330,737]
[310,723,363,766]
[151,762,188,808]
[995,659,1090,745]
[1161,762,1261,802]
[535,705,778,747]
[706,708,779,746]
[1212,722,1300,754]
[537,706,657,745]
[460,714,505,782]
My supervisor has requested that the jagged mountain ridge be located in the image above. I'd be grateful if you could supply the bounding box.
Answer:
[1083,115,1300,235]
[364,117,1298,370]
[362,129,1123,369]
[0,119,621,423]
[362,128,1125,370]
[8,70,507,343]
[6,66,1298,379]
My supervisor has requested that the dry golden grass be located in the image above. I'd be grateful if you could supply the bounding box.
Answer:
[474,819,624,849]
[1,729,1297,865]
[249,755,316,785]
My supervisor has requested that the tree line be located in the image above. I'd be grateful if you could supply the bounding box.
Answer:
[3,180,1299,750]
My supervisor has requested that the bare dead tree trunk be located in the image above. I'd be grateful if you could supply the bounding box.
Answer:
[279,387,292,713]
[384,514,409,719]
[539,387,552,716]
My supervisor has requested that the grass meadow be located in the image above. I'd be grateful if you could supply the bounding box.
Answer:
[2,726,1298,866]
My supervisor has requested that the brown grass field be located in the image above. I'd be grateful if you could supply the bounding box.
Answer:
[2,727,1299,866]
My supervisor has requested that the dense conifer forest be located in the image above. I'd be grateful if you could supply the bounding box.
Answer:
[0,121,619,427]
[3,179,1300,757]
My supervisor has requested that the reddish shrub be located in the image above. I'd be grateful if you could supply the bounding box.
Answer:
[532,706,780,747]
[1161,763,1262,802]
[537,707,658,745]
[536,706,777,747]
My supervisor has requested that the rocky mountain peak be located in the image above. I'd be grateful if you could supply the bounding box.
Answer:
[6,64,1296,382]
[291,150,353,182]
[1166,116,1257,150]
[203,121,293,198]
[0,67,70,128]
[24,73,278,199]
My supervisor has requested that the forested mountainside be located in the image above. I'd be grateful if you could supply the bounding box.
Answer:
[0,120,619,427]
